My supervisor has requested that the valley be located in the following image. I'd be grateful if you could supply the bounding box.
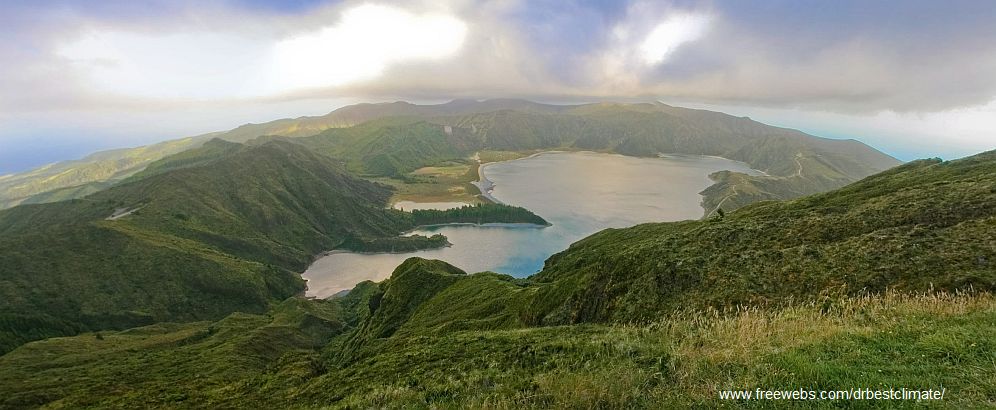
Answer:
[0,100,990,409]
[1,148,993,408]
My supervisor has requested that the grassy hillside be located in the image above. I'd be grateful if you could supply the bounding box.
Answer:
[0,151,990,408]
[296,118,479,177]
[0,99,563,210]
[0,141,399,354]
[1,274,990,408]
[528,151,995,324]
[0,140,549,355]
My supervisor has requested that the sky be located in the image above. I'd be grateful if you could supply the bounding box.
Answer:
[1,0,995,174]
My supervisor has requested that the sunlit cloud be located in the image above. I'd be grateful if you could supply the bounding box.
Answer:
[639,13,711,65]
[54,3,467,100]
[57,30,266,99]
[588,7,713,93]
[272,4,466,91]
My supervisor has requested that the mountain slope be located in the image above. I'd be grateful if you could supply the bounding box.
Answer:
[0,141,413,354]
[527,150,996,324]
[0,139,548,355]
[0,150,988,407]
[2,173,993,410]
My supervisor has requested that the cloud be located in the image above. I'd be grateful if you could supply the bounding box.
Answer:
[50,3,467,100]
[56,30,267,99]
[271,4,466,92]
[7,0,996,115]
[632,1,996,113]
[639,13,711,65]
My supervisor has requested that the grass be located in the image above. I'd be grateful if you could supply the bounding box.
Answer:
[0,111,982,408]
[0,142,545,355]
[477,150,532,163]
[528,152,996,324]
[1,291,991,408]
[380,160,485,204]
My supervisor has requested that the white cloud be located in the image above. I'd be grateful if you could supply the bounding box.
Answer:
[639,13,711,65]
[271,4,466,92]
[53,4,467,100]
[57,30,267,99]
[588,8,713,93]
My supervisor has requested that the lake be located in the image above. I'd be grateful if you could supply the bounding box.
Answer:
[303,151,759,298]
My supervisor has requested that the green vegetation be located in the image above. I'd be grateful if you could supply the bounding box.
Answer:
[337,234,450,253]
[381,160,484,204]
[2,100,900,217]
[528,151,995,323]
[292,118,476,178]
[411,203,549,226]
[125,137,242,181]
[0,150,991,408]
[0,141,419,354]
[0,141,554,355]
[1,277,991,408]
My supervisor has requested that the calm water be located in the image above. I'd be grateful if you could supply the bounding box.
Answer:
[303,152,758,297]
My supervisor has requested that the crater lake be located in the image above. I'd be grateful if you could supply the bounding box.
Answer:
[303,151,759,297]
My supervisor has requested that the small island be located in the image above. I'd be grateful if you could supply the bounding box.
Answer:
[335,203,549,253]
[408,203,549,226]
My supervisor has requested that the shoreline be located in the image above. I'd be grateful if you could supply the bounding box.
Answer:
[314,222,549,259]
[472,150,574,204]
[304,151,766,296]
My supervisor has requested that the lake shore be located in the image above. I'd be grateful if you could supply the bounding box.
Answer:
[303,151,767,298]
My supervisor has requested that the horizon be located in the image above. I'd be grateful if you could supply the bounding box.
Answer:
[2,1,995,173]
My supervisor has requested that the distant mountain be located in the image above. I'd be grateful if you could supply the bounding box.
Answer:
[1,150,992,407]
[0,136,214,209]
[288,103,899,212]
[0,99,900,214]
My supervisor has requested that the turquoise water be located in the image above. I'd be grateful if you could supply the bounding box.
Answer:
[303,152,758,297]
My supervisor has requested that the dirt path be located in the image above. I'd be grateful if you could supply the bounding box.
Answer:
[106,206,144,221]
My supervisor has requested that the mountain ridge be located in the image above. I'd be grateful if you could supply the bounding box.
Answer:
[0,99,899,215]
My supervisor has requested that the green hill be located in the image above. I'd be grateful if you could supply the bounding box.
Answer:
[295,118,479,177]
[0,150,991,408]
[0,140,545,354]
[527,151,995,324]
